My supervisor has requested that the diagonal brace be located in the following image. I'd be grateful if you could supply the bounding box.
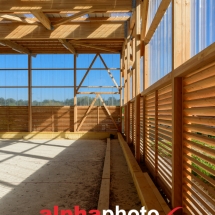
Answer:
[98,54,119,91]
[76,54,98,93]
[98,94,119,131]
[77,94,99,131]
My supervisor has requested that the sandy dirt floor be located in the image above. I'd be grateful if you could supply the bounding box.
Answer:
[0,139,106,215]
[0,138,141,215]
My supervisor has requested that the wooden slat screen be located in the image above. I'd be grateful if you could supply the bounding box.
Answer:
[0,106,28,132]
[77,106,120,132]
[182,64,215,214]
[157,84,172,199]
[129,102,133,143]
[32,106,73,132]
[133,101,136,146]
[140,96,144,161]
[145,92,156,176]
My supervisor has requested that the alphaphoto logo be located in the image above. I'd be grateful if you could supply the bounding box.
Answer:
[40,205,182,215]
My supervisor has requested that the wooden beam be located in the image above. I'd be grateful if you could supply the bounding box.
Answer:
[77,94,99,131]
[124,40,128,104]
[130,10,135,31]
[59,39,76,55]
[98,94,118,130]
[173,0,191,69]
[0,14,36,24]
[135,0,141,162]
[31,10,52,30]
[76,54,98,92]
[70,41,119,53]
[140,0,149,40]
[172,77,183,213]
[155,90,158,181]
[77,92,119,94]
[98,54,119,90]
[141,71,172,96]
[0,17,130,24]
[0,0,132,11]
[0,40,30,54]
[144,0,171,44]
[74,55,77,132]
[120,53,123,106]
[135,94,141,162]
[0,23,124,39]
[52,10,94,26]
[28,55,32,132]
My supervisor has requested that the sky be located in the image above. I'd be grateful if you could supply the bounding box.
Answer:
[0,54,121,104]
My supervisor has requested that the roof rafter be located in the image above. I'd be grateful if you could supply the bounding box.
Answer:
[31,10,52,30]
[0,22,124,39]
[0,40,31,54]
[59,39,76,55]
[52,10,94,26]
[0,14,36,24]
[70,41,119,53]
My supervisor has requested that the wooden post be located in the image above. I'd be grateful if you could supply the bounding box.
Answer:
[127,38,130,102]
[135,0,141,162]
[52,108,54,132]
[97,106,99,131]
[135,94,141,162]
[142,96,146,163]
[127,101,130,144]
[144,44,149,90]
[28,55,32,132]
[172,0,190,211]
[132,37,136,99]
[74,54,77,132]
[173,0,191,69]
[172,77,183,214]
[120,53,123,106]
[155,90,158,180]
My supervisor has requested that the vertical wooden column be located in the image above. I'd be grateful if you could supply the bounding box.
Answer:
[74,55,77,132]
[142,95,146,163]
[97,106,99,131]
[173,0,191,69]
[155,90,158,180]
[28,55,32,132]
[135,0,141,162]
[172,0,190,212]
[120,53,123,132]
[123,41,128,138]
[127,38,130,103]
[120,53,123,107]
[172,77,183,213]
[127,101,130,144]
[132,38,136,99]
[126,37,131,143]
[144,45,149,90]
[135,94,141,162]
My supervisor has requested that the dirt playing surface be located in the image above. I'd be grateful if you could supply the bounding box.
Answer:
[0,138,141,215]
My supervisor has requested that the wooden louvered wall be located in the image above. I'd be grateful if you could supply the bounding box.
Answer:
[0,107,28,132]
[77,106,120,132]
[0,106,120,132]
[125,61,215,213]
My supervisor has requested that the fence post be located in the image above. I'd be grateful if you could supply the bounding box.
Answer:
[172,77,183,214]
[155,90,158,181]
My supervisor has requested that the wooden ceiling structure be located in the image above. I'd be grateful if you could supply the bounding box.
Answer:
[0,0,132,54]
